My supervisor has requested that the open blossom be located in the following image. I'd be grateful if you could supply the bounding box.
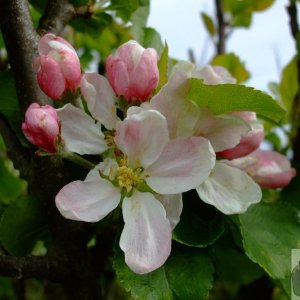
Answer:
[35,33,81,100]
[22,103,60,153]
[106,40,159,102]
[223,149,296,189]
[55,107,215,274]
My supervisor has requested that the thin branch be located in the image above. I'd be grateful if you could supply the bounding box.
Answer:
[215,0,226,55]
[38,0,92,35]
[0,0,50,112]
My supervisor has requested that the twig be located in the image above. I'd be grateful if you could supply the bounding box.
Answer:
[215,0,226,55]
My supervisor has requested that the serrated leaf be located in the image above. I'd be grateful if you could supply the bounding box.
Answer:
[239,202,300,279]
[156,42,169,91]
[201,12,216,37]
[0,158,26,204]
[186,78,286,122]
[165,246,214,300]
[211,53,250,83]
[0,196,48,256]
[114,247,173,300]
[173,190,225,247]
[279,56,298,111]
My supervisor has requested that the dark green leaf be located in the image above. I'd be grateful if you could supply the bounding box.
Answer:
[173,190,225,247]
[201,12,216,37]
[211,53,250,83]
[165,246,214,300]
[0,158,26,204]
[186,78,286,122]
[0,196,48,256]
[114,247,173,300]
[239,202,300,279]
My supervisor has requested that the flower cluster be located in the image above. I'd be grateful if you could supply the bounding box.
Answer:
[22,33,296,274]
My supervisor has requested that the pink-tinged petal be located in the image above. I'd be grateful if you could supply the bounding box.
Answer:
[55,174,120,222]
[231,111,257,122]
[80,73,118,130]
[57,104,107,155]
[218,123,264,159]
[155,194,183,230]
[115,109,169,168]
[119,191,172,274]
[38,33,57,55]
[196,162,262,215]
[37,56,66,99]
[145,137,216,194]
[195,65,236,85]
[194,112,250,152]
[150,61,199,138]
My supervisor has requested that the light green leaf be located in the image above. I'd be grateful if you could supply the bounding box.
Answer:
[140,27,164,54]
[130,0,150,40]
[0,158,26,205]
[200,12,216,37]
[173,190,225,248]
[279,56,298,111]
[251,0,275,11]
[211,53,250,83]
[165,246,214,300]
[0,196,48,256]
[239,202,300,279]
[156,42,169,91]
[114,247,173,300]
[186,78,286,122]
[107,0,139,22]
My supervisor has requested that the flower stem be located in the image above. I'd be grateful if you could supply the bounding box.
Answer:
[60,152,96,169]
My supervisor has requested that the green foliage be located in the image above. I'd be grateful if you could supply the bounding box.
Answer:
[156,42,169,91]
[173,191,225,247]
[279,56,298,111]
[211,53,250,83]
[0,278,17,300]
[186,78,286,122]
[114,245,214,300]
[0,196,48,256]
[200,12,216,37]
[239,202,300,279]
[138,27,164,54]
[0,158,26,205]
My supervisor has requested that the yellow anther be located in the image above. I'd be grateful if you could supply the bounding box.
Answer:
[115,166,142,193]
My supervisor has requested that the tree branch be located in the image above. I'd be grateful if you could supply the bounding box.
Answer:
[38,0,92,35]
[215,0,226,55]
[0,0,49,112]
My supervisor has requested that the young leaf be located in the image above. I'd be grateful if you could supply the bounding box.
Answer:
[200,12,216,37]
[186,78,286,122]
[211,53,250,83]
[156,42,169,91]
[239,202,300,279]
[0,196,48,256]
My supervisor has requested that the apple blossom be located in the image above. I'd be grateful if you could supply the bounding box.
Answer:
[223,149,296,189]
[106,40,159,102]
[22,103,60,153]
[55,108,215,273]
[35,33,81,100]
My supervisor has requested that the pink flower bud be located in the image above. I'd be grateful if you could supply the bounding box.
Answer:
[218,112,264,159]
[225,149,296,189]
[22,103,60,153]
[106,40,159,102]
[35,33,81,100]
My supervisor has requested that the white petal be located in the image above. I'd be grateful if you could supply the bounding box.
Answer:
[80,73,118,130]
[55,175,120,222]
[155,194,183,230]
[145,137,216,194]
[196,162,262,215]
[194,112,250,152]
[115,109,169,168]
[57,104,107,155]
[119,191,172,274]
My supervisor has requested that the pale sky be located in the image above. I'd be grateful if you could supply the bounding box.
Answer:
[148,0,295,91]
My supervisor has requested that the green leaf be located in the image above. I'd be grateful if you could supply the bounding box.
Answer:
[130,0,150,40]
[165,246,214,300]
[211,53,250,83]
[239,202,300,279]
[200,12,216,37]
[186,78,286,122]
[107,0,139,22]
[0,70,20,118]
[114,247,173,300]
[279,56,298,111]
[251,0,275,11]
[173,190,225,247]
[0,196,48,256]
[156,42,169,91]
[140,27,164,54]
[0,158,26,204]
